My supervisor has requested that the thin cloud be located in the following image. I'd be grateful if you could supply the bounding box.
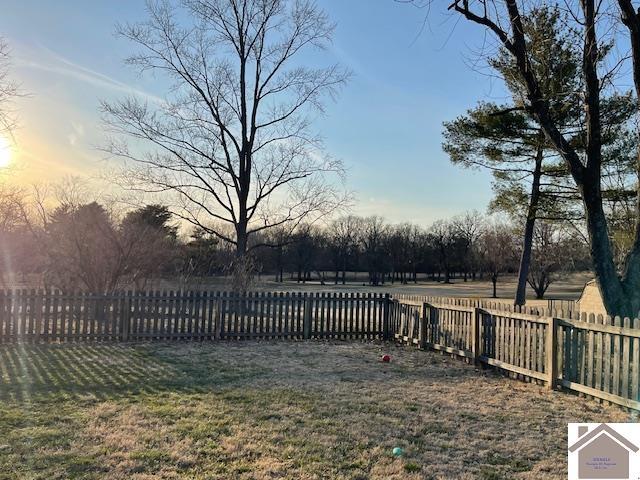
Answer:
[15,42,164,104]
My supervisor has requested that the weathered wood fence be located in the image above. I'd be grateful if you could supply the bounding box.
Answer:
[0,290,390,343]
[391,294,577,315]
[1,289,638,411]
[390,299,640,410]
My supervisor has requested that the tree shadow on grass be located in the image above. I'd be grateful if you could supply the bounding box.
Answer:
[0,343,267,403]
[0,341,502,406]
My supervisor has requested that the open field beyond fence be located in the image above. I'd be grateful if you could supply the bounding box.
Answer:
[0,342,632,480]
[0,289,638,412]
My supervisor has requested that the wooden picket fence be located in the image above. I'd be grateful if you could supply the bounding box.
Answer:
[0,290,390,343]
[391,294,576,315]
[390,298,640,411]
[1,288,639,411]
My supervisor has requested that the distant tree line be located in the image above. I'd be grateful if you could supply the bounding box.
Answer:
[260,213,588,299]
[0,182,590,299]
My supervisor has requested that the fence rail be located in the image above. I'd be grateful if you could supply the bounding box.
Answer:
[392,294,578,315]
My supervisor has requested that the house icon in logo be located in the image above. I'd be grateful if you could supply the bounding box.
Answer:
[569,424,639,479]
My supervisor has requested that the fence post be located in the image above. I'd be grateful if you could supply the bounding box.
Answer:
[303,294,313,340]
[383,293,391,341]
[546,317,558,390]
[472,307,481,364]
[34,291,42,344]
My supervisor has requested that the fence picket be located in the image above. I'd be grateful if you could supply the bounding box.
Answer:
[613,316,621,397]
[622,317,631,399]
[604,316,612,396]
[59,292,68,343]
[42,291,51,343]
[595,315,603,396]
[284,292,291,338]
[586,313,595,389]
[0,290,5,343]
[633,318,640,402]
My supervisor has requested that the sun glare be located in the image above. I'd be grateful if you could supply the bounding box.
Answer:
[0,137,11,168]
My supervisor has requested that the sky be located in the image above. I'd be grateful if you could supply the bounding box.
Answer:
[0,0,512,226]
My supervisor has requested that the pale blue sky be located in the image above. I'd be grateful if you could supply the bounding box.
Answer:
[1,0,511,225]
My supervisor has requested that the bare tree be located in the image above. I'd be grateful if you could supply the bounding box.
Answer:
[527,222,580,299]
[328,215,359,284]
[0,184,31,287]
[404,223,424,283]
[0,38,19,136]
[263,225,290,282]
[385,223,422,284]
[102,0,349,271]
[360,216,388,286]
[290,223,325,283]
[452,211,484,281]
[478,220,518,298]
[428,219,462,284]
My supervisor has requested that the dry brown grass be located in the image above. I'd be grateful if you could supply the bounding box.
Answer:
[0,340,632,479]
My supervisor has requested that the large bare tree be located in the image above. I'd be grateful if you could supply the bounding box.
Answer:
[0,38,19,136]
[102,0,349,261]
[435,0,640,317]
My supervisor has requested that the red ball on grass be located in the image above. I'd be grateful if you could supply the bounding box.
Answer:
[381,354,391,363]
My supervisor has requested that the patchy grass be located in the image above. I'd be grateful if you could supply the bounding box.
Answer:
[0,341,631,479]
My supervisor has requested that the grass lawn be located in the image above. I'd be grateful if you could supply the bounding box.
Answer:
[0,341,633,480]
[143,272,592,301]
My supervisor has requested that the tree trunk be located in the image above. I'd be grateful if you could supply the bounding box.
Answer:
[276,248,283,282]
[515,139,544,306]
[342,270,346,284]
[492,275,498,299]
[618,0,640,317]
[342,258,347,285]
[582,177,636,317]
